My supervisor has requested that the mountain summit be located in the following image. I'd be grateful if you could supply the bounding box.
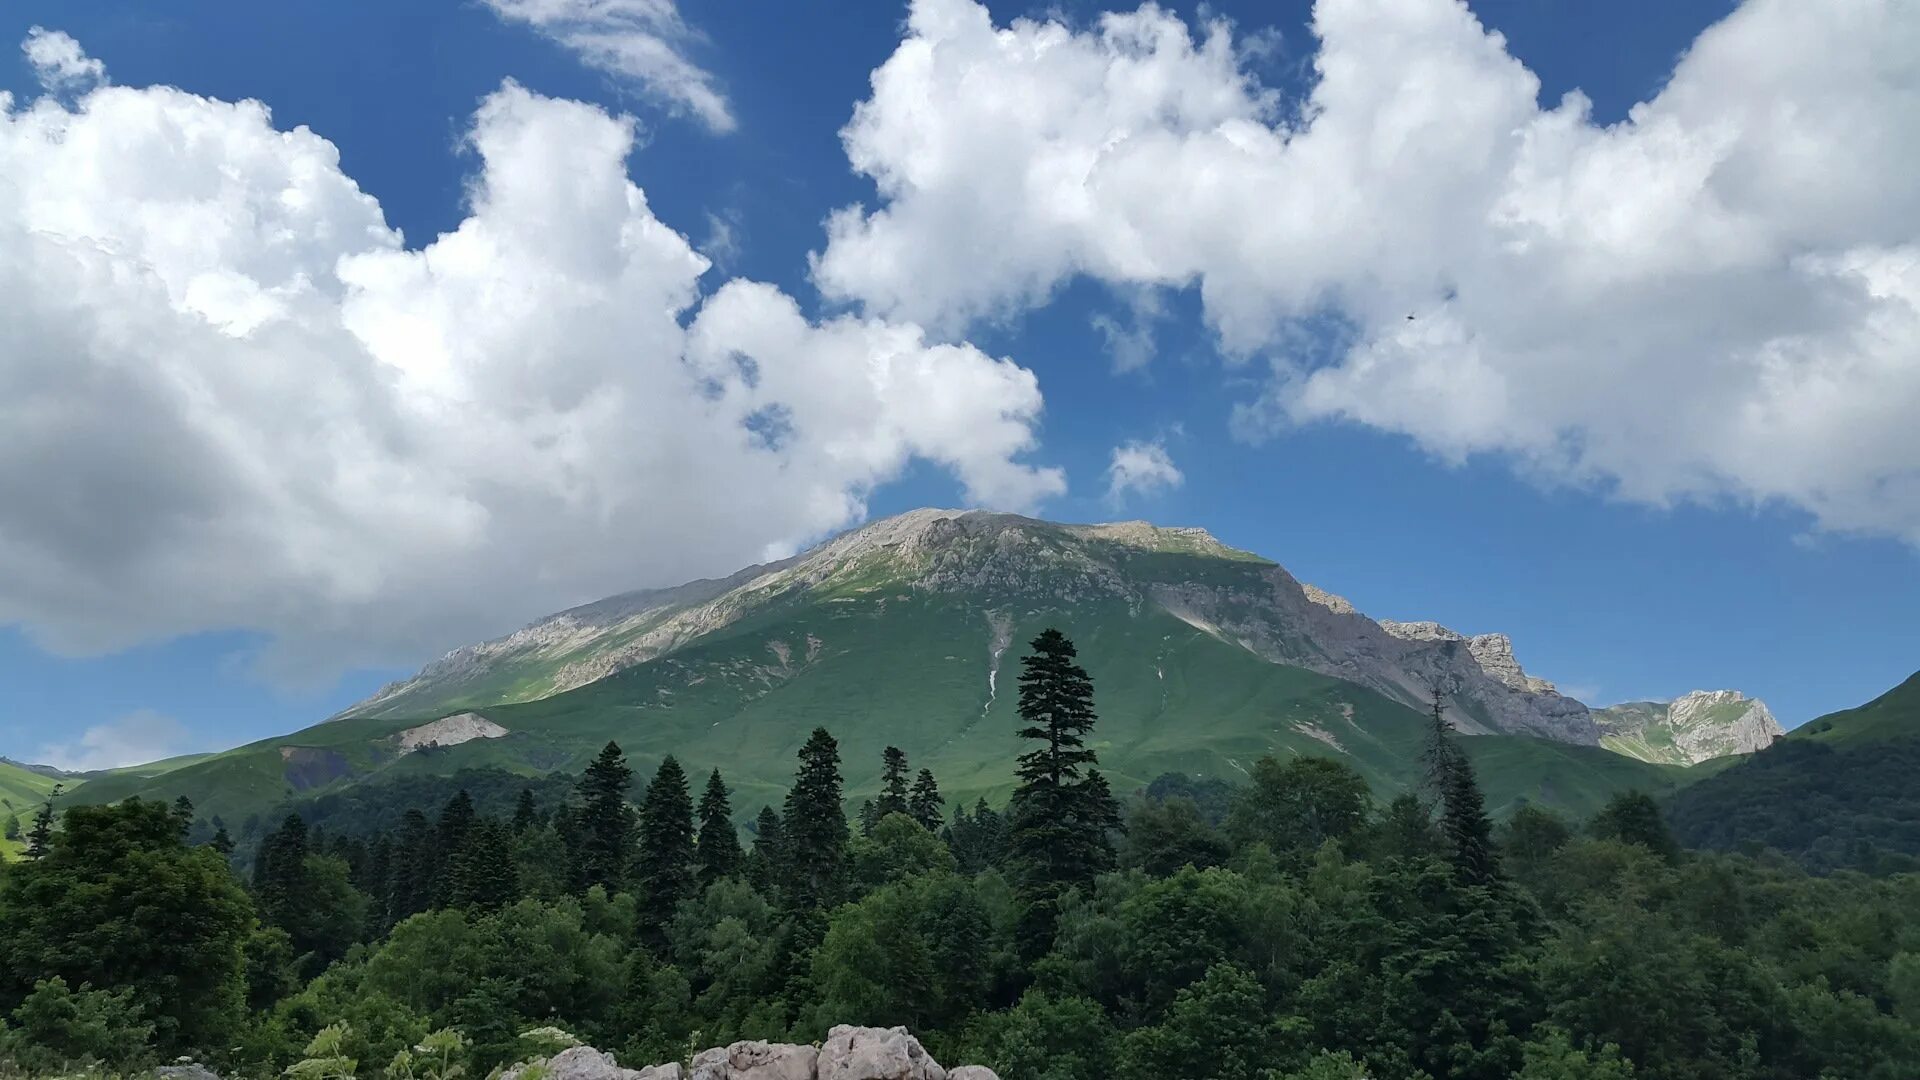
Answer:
[350,508,1597,743]
[73,509,1732,829]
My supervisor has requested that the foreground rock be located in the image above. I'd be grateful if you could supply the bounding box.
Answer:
[516,1027,996,1080]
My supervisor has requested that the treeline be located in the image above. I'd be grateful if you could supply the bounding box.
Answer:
[1667,736,1920,875]
[2,630,1919,1080]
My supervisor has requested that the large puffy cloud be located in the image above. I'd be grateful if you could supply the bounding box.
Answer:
[0,42,1061,677]
[816,0,1920,543]
[481,0,735,133]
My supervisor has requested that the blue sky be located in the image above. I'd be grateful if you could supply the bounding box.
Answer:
[2,0,1916,768]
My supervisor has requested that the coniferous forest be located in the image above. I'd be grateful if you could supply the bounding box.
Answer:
[3,632,1919,1079]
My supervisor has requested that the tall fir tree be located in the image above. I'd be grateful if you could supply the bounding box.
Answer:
[511,788,539,833]
[448,817,518,912]
[876,746,912,821]
[388,808,437,923]
[780,727,849,909]
[747,806,785,894]
[909,769,944,831]
[432,791,477,905]
[574,741,636,893]
[636,756,697,939]
[1425,690,1500,886]
[696,769,743,885]
[24,784,60,859]
[1006,629,1117,951]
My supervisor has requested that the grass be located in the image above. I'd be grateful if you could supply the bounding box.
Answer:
[0,760,74,860]
[70,591,1691,840]
[1791,670,1920,746]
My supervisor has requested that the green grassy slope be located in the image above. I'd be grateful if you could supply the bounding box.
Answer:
[0,760,75,858]
[72,584,1685,837]
[1791,670,1920,746]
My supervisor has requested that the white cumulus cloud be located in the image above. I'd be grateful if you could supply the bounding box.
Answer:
[482,0,735,132]
[1106,439,1184,502]
[20,27,106,94]
[816,0,1920,545]
[38,710,198,773]
[0,46,1061,679]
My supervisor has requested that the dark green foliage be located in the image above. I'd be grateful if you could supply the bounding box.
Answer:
[696,769,744,885]
[1426,694,1500,886]
[877,746,911,822]
[1007,629,1119,950]
[1224,755,1372,855]
[910,768,944,831]
[0,976,155,1074]
[24,784,58,859]
[1668,736,1920,874]
[637,756,697,938]
[947,798,1007,875]
[780,728,849,910]
[574,742,636,893]
[0,799,253,1055]
[1141,772,1236,825]
[1119,795,1229,876]
[511,788,538,833]
[1588,790,1680,863]
[8,660,1920,1080]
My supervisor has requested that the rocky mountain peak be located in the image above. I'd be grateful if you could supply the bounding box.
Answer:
[1377,620,1558,694]
[1595,689,1784,765]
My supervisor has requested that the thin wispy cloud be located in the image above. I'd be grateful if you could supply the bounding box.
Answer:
[482,0,736,133]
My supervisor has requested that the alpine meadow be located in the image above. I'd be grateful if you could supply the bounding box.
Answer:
[4,1,1920,1079]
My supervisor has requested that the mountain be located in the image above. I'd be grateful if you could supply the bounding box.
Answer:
[69,509,1686,835]
[1668,671,1920,874]
[1592,690,1784,765]
[0,759,71,858]
[1790,670,1920,746]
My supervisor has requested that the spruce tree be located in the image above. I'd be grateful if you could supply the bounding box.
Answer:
[433,791,477,904]
[858,798,879,836]
[574,741,636,893]
[637,755,697,938]
[24,785,60,859]
[449,817,518,912]
[4,813,20,842]
[171,795,195,836]
[511,788,538,833]
[909,768,944,831]
[780,727,849,909]
[388,808,436,922]
[1006,629,1118,950]
[876,746,911,820]
[1425,690,1499,886]
[747,806,785,894]
[696,769,743,885]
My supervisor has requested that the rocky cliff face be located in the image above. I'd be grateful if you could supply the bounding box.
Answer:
[346,508,1601,744]
[1594,690,1784,765]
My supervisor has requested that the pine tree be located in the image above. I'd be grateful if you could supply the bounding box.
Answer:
[876,746,911,820]
[1006,629,1116,950]
[1425,690,1499,886]
[449,817,518,911]
[780,727,849,909]
[388,808,436,922]
[909,769,944,831]
[25,784,60,859]
[172,795,195,836]
[433,791,477,905]
[254,814,310,919]
[858,798,879,835]
[747,806,785,894]
[696,769,743,885]
[512,788,538,833]
[574,741,636,893]
[637,756,697,938]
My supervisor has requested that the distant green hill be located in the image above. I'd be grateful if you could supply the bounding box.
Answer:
[70,510,1689,843]
[1669,670,1920,874]
[0,760,73,859]
[1790,670,1920,746]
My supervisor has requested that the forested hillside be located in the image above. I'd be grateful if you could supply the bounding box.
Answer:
[4,632,1918,1079]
